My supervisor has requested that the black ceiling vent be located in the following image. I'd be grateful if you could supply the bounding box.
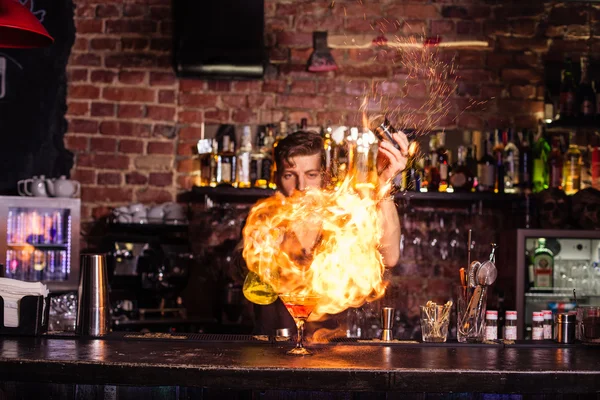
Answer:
[172,0,266,80]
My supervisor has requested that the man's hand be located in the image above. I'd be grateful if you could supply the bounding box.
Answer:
[376,131,410,185]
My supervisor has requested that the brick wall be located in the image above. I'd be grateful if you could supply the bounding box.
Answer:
[66,0,596,221]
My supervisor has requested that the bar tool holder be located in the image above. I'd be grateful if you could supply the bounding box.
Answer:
[381,307,395,341]
[0,295,49,336]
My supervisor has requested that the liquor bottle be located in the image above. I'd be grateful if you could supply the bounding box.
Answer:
[544,89,555,123]
[547,135,563,190]
[268,120,289,189]
[493,130,505,194]
[436,132,449,192]
[559,56,577,119]
[562,133,582,195]
[532,238,554,290]
[450,146,474,192]
[477,132,495,192]
[466,146,478,190]
[577,55,596,119]
[532,125,550,193]
[236,126,253,188]
[402,141,421,192]
[427,135,440,192]
[518,130,533,193]
[300,118,308,130]
[322,123,336,189]
[503,129,519,193]
[217,134,236,185]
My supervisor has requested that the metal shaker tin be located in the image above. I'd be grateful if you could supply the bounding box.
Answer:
[555,313,576,344]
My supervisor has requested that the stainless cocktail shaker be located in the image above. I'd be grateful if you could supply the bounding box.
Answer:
[76,253,111,337]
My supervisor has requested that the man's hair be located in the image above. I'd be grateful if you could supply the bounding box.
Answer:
[274,131,325,174]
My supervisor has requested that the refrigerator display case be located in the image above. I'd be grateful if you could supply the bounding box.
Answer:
[514,229,600,339]
[0,196,80,292]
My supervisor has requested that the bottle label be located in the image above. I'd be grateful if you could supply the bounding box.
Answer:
[532,326,544,340]
[439,164,448,180]
[485,326,497,341]
[221,163,232,183]
[549,165,562,188]
[582,100,594,116]
[543,324,552,340]
[504,326,517,340]
[450,172,466,188]
[477,164,495,188]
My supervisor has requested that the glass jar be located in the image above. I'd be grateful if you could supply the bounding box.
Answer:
[485,310,498,340]
[542,309,553,339]
[532,311,544,340]
[504,310,518,340]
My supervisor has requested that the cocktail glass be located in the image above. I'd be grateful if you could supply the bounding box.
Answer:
[279,293,320,355]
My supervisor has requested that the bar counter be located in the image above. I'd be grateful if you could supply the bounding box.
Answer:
[0,334,599,398]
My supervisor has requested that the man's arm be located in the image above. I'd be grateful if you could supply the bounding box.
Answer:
[378,197,401,267]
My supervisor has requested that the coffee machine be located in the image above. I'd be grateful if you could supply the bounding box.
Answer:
[102,224,196,331]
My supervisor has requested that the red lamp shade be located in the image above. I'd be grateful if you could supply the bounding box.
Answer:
[0,0,53,48]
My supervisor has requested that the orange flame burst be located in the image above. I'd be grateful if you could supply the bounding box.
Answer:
[242,133,389,320]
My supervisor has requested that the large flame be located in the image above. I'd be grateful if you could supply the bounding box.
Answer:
[242,128,390,320]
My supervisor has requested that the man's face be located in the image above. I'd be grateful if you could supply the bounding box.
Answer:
[278,153,323,197]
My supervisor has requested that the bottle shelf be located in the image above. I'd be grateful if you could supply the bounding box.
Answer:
[546,118,600,132]
[7,243,68,251]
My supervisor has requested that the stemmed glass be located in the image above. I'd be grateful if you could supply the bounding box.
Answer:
[279,293,320,356]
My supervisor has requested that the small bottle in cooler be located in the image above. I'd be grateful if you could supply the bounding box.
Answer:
[53,210,63,244]
[532,311,544,340]
[542,310,553,339]
[504,310,518,340]
[485,310,498,340]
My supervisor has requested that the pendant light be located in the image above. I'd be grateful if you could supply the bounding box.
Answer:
[0,0,53,48]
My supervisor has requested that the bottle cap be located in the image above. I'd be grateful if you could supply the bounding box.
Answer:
[506,310,518,320]
[485,310,498,320]
[533,311,544,322]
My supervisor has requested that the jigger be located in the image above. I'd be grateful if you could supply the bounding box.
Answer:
[77,253,111,337]
[381,307,395,341]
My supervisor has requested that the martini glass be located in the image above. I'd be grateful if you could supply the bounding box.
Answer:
[279,293,320,355]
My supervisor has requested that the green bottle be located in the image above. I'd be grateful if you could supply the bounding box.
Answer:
[532,125,550,193]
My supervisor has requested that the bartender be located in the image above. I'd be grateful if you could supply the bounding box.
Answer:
[247,129,409,334]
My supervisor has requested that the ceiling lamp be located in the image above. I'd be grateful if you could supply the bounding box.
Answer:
[307,31,337,72]
[0,0,53,48]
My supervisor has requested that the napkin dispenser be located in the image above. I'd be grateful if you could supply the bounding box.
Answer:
[0,295,49,336]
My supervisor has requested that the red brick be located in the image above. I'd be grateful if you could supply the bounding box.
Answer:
[126,172,148,185]
[97,172,122,185]
[494,5,544,20]
[180,93,218,107]
[146,106,175,121]
[75,19,102,34]
[457,114,484,129]
[90,38,118,51]
[118,70,147,85]
[386,4,439,19]
[161,21,172,36]
[316,111,345,125]
[158,90,175,104]
[91,102,116,117]
[118,104,146,119]
[328,95,362,111]
[68,118,98,134]
[96,4,120,17]
[176,175,196,191]
[549,5,587,26]
[91,206,112,220]
[290,81,317,94]
[90,70,117,84]
[288,112,312,126]
[177,142,196,156]
[73,38,88,51]
[388,97,428,112]
[124,4,145,17]
[497,100,543,114]
[247,95,274,108]
[65,136,89,152]
[207,81,231,92]
[67,101,89,116]
[484,20,510,37]
[510,85,537,99]
[296,14,344,33]
[180,80,205,92]
[204,110,230,122]
[232,81,262,92]
[106,20,157,34]
[119,139,144,154]
[481,85,505,99]
[67,69,88,83]
[221,95,247,108]
[150,72,176,86]
[81,187,133,203]
[99,121,152,137]
[176,158,198,173]
[150,38,170,52]
[105,54,157,68]
[277,95,327,109]
[70,54,101,67]
[402,20,427,35]
[456,21,481,35]
[456,69,495,83]
[232,110,258,123]
[103,87,155,102]
[498,37,548,52]
[178,126,202,140]
[71,168,95,184]
[262,80,285,93]
[90,137,117,152]
[150,6,169,20]
[135,188,173,203]
[92,154,129,170]
[153,125,177,139]
[501,69,543,84]
[339,64,389,78]
[76,5,96,18]
[431,20,454,36]
[403,82,428,98]
[456,82,480,97]
[511,19,537,37]
[454,98,492,114]
[148,172,173,187]
[343,80,369,96]
[277,32,312,46]
[147,141,174,154]
[177,110,203,124]
[122,38,149,51]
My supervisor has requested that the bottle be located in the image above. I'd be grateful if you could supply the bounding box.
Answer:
[559,56,577,119]
[532,311,544,340]
[542,310,553,340]
[466,146,478,190]
[436,132,449,192]
[405,141,421,192]
[450,146,474,192]
[532,238,554,289]
[544,89,555,123]
[477,132,495,192]
[547,135,563,190]
[322,123,336,189]
[504,310,518,340]
[503,129,519,193]
[518,130,533,193]
[427,135,440,192]
[268,120,289,189]
[236,126,253,188]
[493,130,505,194]
[562,133,582,195]
[532,125,550,193]
[485,310,498,341]
[592,146,600,190]
[577,55,596,119]
[217,135,236,185]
